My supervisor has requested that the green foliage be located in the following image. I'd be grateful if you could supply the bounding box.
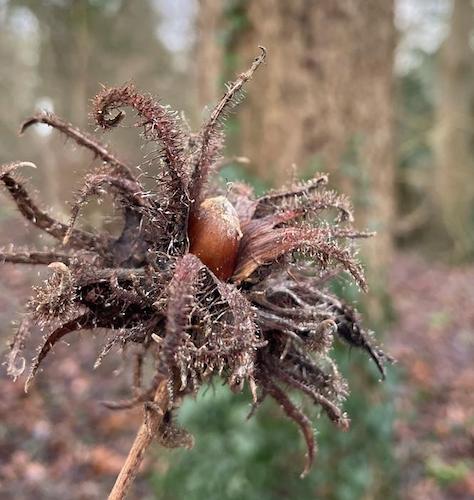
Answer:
[150,385,312,500]
[150,355,398,500]
[426,456,471,487]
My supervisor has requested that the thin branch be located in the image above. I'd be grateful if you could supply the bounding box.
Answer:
[203,47,266,147]
[1,162,105,250]
[190,47,266,202]
[20,112,136,181]
[394,199,430,237]
[92,84,187,189]
[26,312,95,391]
[108,379,169,500]
[262,377,315,478]
[0,249,71,266]
[255,174,329,212]
[63,173,148,244]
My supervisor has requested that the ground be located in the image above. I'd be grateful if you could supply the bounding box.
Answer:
[389,254,474,499]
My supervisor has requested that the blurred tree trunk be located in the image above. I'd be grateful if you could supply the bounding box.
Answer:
[221,1,395,320]
[432,0,474,260]
[196,0,223,111]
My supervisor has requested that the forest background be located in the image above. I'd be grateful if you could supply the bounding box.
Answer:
[0,1,473,499]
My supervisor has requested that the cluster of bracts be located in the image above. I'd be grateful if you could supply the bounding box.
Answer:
[1,48,389,475]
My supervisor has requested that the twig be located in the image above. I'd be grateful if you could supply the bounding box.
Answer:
[20,112,136,181]
[108,379,170,500]
[394,199,430,237]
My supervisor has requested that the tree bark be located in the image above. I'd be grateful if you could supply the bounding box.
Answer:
[432,0,474,260]
[196,0,224,111]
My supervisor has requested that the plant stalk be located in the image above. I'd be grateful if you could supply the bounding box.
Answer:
[108,379,169,500]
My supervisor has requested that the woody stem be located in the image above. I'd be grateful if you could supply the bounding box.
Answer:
[107,379,169,500]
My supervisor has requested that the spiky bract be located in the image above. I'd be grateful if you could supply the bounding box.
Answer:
[1,48,390,475]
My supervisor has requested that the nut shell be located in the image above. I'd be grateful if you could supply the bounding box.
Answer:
[188,196,242,281]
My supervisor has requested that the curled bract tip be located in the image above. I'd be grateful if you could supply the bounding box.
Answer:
[0,161,37,178]
[18,161,37,169]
